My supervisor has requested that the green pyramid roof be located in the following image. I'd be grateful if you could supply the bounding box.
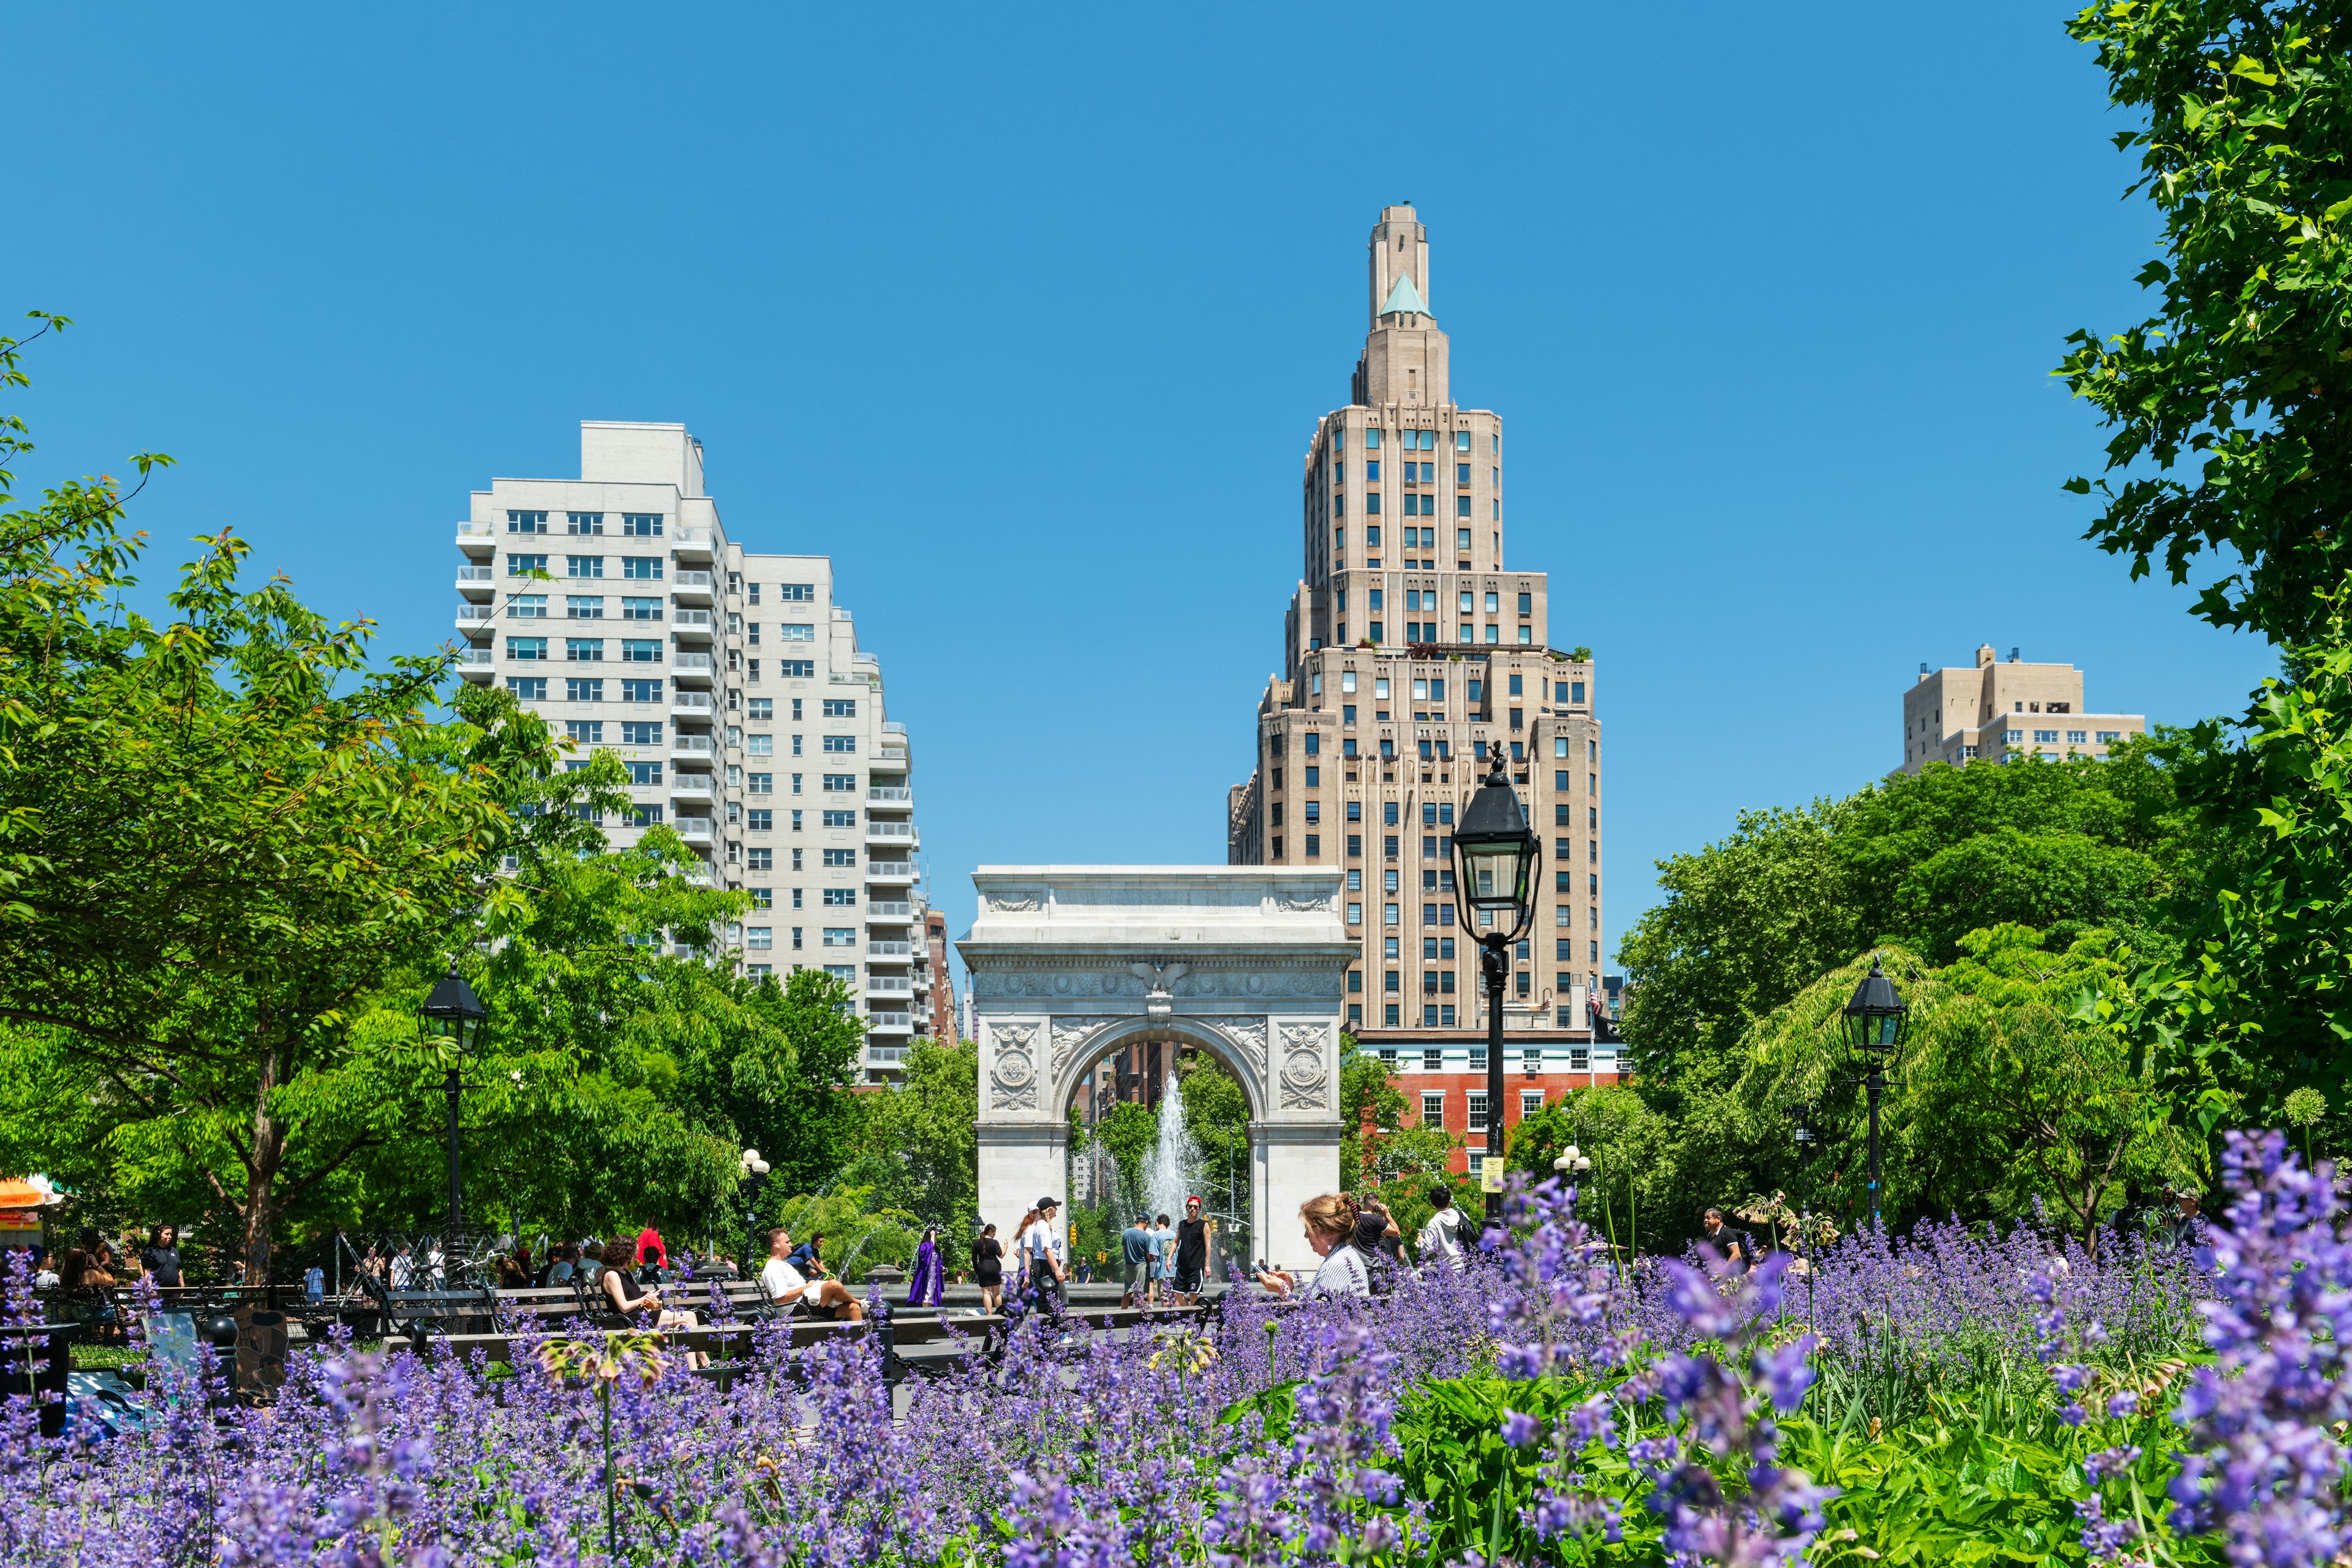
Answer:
[1379,271,1428,317]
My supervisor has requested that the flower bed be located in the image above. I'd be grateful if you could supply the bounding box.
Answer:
[4,1137,2328,1568]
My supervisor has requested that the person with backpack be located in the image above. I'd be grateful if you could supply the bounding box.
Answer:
[1417,1184,1469,1268]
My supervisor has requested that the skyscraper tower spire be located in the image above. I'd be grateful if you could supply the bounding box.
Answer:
[1230,206,1615,1186]
[1353,204,1449,410]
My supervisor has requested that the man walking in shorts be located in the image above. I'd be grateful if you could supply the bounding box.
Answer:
[1172,1196,1208,1304]
[1118,1212,1153,1308]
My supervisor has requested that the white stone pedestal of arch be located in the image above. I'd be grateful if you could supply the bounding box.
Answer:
[958,866,1354,1276]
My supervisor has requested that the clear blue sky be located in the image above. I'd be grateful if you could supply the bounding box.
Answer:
[7,4,2276,988]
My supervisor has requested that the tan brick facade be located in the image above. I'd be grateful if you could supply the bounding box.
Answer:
[1229,206,1620,1174]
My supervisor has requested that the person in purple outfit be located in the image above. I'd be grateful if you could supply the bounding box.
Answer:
[904,1227,945,1308]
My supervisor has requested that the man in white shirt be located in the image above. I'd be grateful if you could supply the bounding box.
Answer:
[1417,1185,1468,1268]
[760,1228,864,1321]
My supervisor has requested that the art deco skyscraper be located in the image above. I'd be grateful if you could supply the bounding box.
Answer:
[1228,206,1616,1178]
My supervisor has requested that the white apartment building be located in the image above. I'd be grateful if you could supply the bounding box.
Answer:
[453,421,924,1080]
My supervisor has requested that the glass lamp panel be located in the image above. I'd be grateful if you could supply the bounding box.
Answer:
[1463,844,1521,911]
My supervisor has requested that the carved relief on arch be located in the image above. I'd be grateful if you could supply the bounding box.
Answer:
[1216,1016,1270,1079]
[1279,1022,1330,1110]
[989,1023,1039,1112]
[1049,1016,1120,1085]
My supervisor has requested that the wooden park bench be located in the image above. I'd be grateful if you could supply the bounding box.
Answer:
[429,1295,1217,1390]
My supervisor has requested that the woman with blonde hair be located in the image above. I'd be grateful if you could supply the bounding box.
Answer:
[1255,1193,1372,1300]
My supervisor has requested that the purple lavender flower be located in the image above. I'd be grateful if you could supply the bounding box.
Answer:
[2166,1131,2352,1567]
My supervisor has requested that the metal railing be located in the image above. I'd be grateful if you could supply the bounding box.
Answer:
[867,976,912,993]
[455,606,494,624]
[867,902,913,919]
[674,653,714,673]
[865,821,913,838]
[671,692,712,711]
[673,571,713,590]
[867,862,914,878]
[673,609,712,629]
[674,819,714,840]
[867,940,912,957]
[867,786,910,802]
[670,776,713,796]
[868,1012,913,1030]
[671,736,714,754]
[457,521,494,538]
[877,748,908,764]
[882,720,907,734]
[456,565,492,582]
[457,649,493,666]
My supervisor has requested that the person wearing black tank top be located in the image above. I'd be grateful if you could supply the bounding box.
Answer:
[971,1224,1005,1314]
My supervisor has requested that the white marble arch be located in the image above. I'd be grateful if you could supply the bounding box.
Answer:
[957,865,1354,1273]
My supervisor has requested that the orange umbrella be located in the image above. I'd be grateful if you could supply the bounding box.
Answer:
[0,1178,58,1208]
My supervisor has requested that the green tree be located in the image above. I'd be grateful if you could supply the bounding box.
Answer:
[0,323,544,1272]
[1093,1100,1157,1207]
[2059,1,2352,645]
[2054,3,2352,1137]
[858,1037,979,1240]
[1621,757,2200,1078]
[1179,1054,1252,1225]
[1618,801,1860,1076]
[1337,1034,1408,1192]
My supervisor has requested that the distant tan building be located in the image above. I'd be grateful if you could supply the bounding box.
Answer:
[1899,644,2147,775]
[1227,205,1618,1185]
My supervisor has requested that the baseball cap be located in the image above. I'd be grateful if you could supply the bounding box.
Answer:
[1038,1196,1060,1210]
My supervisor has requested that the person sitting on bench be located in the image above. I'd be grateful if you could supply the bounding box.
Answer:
[600,1236,707,1368]
[760,1228,863,1321]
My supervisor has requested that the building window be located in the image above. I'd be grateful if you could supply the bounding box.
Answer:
[1347,902,1362,925]
[564,720,603,745]
[823,736,857,754]
[822,810,856,827]
[564,677,605,703]
[509,638,548,661]
[507,676,546,700]
[1521,1090,1544,1119]
[507,510,549,534]
[1384,1003,1400,1025]
[2034,729,2059,744]
[564,639,604,662]
[1349,1002,1363,1025]
[821,888,856,907]
[1466,1092,1489,1133]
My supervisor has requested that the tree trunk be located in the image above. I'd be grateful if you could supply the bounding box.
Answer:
[242,1044,284,1284]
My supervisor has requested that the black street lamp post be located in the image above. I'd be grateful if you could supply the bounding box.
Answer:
[1452,749,1542,1194]
[1840,957,1907,1232]
[418,964,489,1255]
